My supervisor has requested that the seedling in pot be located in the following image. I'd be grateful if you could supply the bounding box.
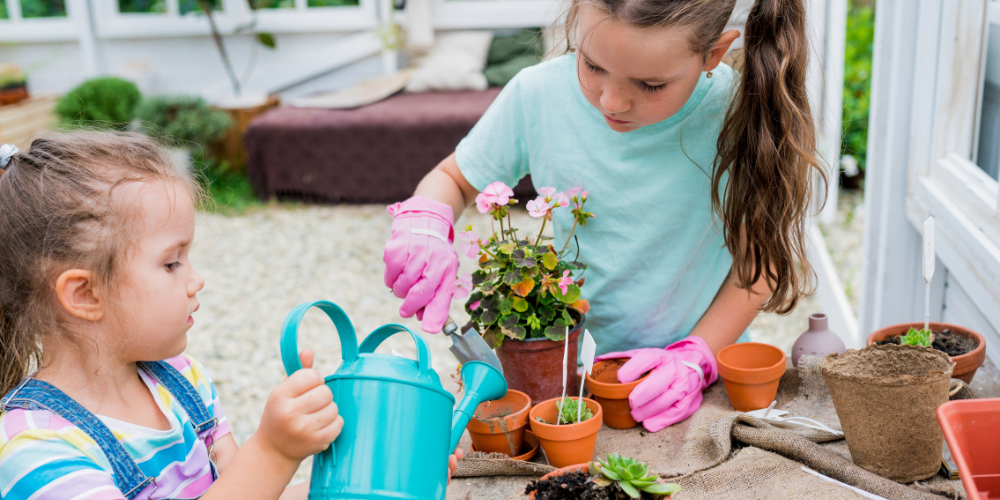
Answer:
[900,327,932,347]
[589,453,681,498]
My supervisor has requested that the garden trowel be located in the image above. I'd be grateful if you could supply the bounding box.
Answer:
[442,317,504,375]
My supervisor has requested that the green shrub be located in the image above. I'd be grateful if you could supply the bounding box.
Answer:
[136,95,233,149]
[841,0,875,173]
[56,77,142,130]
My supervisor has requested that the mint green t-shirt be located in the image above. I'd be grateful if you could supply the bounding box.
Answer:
[456,53,749,356]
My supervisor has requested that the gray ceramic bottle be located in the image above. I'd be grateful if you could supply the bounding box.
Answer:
[791,313,846,367]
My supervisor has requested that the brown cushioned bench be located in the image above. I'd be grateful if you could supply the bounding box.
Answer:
[245,88,534,204]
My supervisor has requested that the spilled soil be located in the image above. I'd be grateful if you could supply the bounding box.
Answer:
[877,329,978,357]
[524,471,667,500]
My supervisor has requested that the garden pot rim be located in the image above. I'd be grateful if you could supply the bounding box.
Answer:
[716,342,786,377]
[467,389,532,433]
[585,358,651,396]
[821,344,955,386]
[528,397,603,440]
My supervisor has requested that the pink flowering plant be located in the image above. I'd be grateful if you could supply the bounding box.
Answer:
[459,182,596,348]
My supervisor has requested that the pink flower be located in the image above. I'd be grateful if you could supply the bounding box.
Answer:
[455,273,473,299]
[457,229,480,258]
[554,193,570,208]
[475,192,492,214]
[565,187,582,199]
[470,300,481,311]
[581,190,589,201]
[558,270,573,295]
[537,187,556,198]
[526,197,550,218]
[475,181,514,213]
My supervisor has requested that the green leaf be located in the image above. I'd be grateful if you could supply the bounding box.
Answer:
[542,252,559,271]
[538,305,555,324]
[553,284,581,305]
[257,32,277,49]
[503,268,524,285]
[526,313,541,330]
[512,296,528,312]
[901,327,932,347]
[499,296,514,315]
[482,327,504,349]
[472,270,488,286]
[601,468,621,481]
[626,464,646,481]
[620,481,641,498]
[640,483,682,496]
[498,241,516,254]
[543,319,571,341]
[512,248,538,268]
[630,478,658,487]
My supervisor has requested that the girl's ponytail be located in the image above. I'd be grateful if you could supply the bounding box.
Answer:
[713,0,824,313]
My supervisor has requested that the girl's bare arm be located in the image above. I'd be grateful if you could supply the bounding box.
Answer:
[414,153,480,217]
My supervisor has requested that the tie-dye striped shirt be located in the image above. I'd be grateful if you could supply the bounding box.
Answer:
[0,355,231,500]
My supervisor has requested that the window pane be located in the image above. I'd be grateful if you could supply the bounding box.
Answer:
[307,0,358,7]
[20,0,66,18]
[178,0,219,15]
[251,0,294,8]
[977,8,1000,180]
[119,0,166,13]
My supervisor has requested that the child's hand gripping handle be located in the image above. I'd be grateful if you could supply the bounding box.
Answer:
[383,196,459,334]
[279,300,360,466]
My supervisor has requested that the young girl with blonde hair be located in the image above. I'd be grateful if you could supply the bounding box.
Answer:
[0,133,357,499]
[383,0,824,432]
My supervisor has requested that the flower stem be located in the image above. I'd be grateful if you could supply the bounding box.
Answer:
[479,245,499,261]
[507,211,516,241]
[532,218,548,252]
[559,219,579,256]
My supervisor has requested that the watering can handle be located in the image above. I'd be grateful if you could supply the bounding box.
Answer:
[280,300,360,376]
[358,324,432,377]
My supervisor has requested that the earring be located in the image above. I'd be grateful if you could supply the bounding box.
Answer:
[706,71,713,78]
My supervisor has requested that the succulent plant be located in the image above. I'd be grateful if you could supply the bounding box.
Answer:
[901,327,932,347]
[556,398,593,424]
[589,453,681,498]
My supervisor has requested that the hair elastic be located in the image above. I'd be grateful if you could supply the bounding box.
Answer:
[0,144,19,171]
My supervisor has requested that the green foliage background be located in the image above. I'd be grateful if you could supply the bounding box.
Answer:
[841,0,875,173]
[56,77,142,130]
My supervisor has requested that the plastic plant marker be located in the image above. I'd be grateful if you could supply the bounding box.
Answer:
[577,330,596,422]
[923,216,935,333]
[558,325,569,425]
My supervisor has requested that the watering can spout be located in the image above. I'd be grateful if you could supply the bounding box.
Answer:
[450,361,508,452]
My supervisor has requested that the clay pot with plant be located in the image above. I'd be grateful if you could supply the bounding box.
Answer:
[528,397,603,468]
[466,389,532,457]
[0,64,28,106]
[456,183,595,403]
[584,358,650,429]
[868,322,985,383]
[526,453,681,500]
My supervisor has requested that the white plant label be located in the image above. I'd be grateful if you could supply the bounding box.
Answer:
[923,217,935,332]
[558,326,569,425]
[577,330,597,422]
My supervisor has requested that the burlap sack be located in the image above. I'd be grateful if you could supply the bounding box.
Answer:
[821,345,954,483]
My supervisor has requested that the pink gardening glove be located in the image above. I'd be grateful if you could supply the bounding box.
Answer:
[595,336,718,432]
[383,196,459,333]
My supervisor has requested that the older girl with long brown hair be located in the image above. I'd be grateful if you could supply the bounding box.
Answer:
[383,0,824,432]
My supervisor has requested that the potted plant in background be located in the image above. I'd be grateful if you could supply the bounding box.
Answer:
[526,453,681,499]
[55,77,142,130]
[528,397,603,468]
[459,183,595,403]
[135,95,233,168]
[0,64,29,106]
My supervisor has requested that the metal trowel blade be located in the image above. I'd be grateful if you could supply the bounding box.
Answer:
[443,318,504,375]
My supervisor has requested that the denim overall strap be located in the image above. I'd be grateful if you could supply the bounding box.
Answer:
[136,361,217,439]
[0,379,154,499]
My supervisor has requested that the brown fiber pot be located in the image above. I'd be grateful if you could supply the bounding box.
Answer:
[467,389,531,456]
[495,315,585,404]
[866,321,985,384]
[527,463,590,500]
[716,342,786,412]
[529,397,603,468]
[584,358,649,429]
[821,344,954,482]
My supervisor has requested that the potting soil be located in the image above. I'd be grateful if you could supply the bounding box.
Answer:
[451,356,976,500]
[524,471,665,500]
[878,329,978,357]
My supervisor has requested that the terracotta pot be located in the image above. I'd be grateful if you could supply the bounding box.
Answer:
[716,342,786,412]
[527,463,590,500]
[528,397,603,468]
[937,398,1000,499]
[467,389,531,456]
[495,315,585,404]
[866,322,986,384]
[471,429,540,462]
[584,358,649,429]
[0,86,28,106]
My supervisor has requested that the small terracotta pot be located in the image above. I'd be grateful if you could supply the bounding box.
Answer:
[584,358,649,429]
[527,463,590,500]
[716,342,786,412]
[471,430,540,461]
[467,389,531,456]
[0,86,28,106]
[866,322,986,384]
[495,315,585,404]
[528,397,603,468]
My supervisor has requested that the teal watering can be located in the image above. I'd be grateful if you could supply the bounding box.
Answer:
[280,301,508,500]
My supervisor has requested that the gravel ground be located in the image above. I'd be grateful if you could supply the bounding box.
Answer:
[187,201,846,482]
